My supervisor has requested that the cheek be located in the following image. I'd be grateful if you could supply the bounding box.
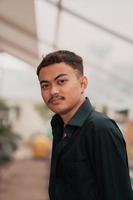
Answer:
[66,83,82,97]
[41,90,49,102]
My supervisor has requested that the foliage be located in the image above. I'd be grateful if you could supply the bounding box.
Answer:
[0,99,9,111]
[0,98,21,164]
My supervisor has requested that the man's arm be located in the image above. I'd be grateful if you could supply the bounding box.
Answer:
[93,126,133,200]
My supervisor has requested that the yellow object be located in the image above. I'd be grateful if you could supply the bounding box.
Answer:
[31,135,51,158]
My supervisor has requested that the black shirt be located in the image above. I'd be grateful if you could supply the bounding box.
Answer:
[49,98,133,200]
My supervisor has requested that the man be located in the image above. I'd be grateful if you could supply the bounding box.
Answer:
[37,50,133,200]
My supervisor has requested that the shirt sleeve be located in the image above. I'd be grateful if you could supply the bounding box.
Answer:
[91,125,133,200]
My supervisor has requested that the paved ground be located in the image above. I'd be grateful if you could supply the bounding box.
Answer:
[0,159,50,200]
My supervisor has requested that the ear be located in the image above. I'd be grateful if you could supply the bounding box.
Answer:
[80,76,88,90]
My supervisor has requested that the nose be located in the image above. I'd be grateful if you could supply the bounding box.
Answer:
[50,84,59,95]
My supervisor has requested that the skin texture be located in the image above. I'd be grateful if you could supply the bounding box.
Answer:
[38,62,88,124]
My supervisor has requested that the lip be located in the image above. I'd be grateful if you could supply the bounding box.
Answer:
[50,98,63,105]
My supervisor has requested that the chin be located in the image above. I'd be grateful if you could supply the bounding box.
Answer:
[49,107,63,114]
[51,108,66,115]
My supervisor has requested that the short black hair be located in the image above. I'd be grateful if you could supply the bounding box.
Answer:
[36,50,83,76]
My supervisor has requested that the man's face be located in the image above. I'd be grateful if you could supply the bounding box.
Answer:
[38,62,87,117]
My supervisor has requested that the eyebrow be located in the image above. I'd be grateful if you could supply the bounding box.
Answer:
[40,73,68,84]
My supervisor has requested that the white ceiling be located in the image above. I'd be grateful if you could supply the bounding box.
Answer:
[0,0,133,111]
[0,0,39,66]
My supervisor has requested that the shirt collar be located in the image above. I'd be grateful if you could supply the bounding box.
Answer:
[51,98,94,130]
[66,98,93,127]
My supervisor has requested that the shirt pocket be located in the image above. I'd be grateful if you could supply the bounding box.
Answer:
[62,156,91,183]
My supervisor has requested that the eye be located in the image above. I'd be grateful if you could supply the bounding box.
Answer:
[57,79,68,85]
[41,84,49,90]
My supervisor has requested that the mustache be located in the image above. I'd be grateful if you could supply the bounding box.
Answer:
[48,95,65,104]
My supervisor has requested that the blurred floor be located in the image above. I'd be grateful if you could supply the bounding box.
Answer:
[0,158,50,200]
[0,150,132,200]
[129,161,133,188]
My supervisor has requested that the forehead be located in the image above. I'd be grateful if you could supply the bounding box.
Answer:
[38,62,76,80]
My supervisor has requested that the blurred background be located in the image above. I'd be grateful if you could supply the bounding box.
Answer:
[0,0,133,199]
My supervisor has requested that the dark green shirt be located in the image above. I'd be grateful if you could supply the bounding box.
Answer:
[49,98,133,200]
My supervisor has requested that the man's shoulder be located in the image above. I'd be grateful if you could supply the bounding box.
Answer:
[84,110,124,142]
[86,110,119,131]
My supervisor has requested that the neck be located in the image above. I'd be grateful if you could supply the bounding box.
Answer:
[60,96,86,124]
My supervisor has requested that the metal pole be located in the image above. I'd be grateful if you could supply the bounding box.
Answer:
[53,0,63,49]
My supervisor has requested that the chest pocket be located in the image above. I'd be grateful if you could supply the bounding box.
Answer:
[61,156,93,184]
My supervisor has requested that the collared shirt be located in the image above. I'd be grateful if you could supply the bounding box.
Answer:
[64,97,93,137]
[49,98,133,200]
